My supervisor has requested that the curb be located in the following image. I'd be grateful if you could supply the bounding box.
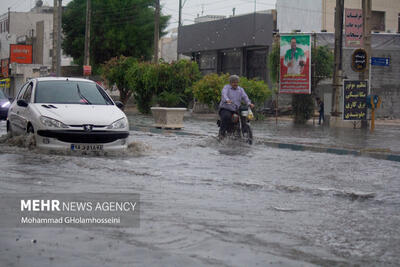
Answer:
[259,141,400,163]
[130,126,400,163]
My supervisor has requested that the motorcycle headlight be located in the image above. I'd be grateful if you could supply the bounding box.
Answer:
[1,101,10,108]
[40,116,69,128]
[107,117,128,129]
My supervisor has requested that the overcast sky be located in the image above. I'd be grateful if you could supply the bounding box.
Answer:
[1,0,277,31]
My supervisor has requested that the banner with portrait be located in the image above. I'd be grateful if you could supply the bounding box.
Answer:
[279,34,311,94]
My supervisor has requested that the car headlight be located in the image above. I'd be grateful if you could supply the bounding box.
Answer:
[107,117,128,129]
[40,116,69,128]
[1,101,10,108]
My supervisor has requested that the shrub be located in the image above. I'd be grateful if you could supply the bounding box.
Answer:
[101,56,136,105]
[156,91,182,107]
[292,94,314,124]
[156,60,201,106]
[126,62,155,114]
[191,74,272,110]
[238,77,272,106]
[126,60,201,114]
[191,73,229,109]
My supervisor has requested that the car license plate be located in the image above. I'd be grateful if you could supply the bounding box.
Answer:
[71,144,104,151]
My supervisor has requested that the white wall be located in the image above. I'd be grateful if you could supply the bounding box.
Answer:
[277,0,322,33]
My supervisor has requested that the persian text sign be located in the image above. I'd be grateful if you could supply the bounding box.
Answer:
[279,35,311,94]
[10,44,33,64]
[343,80,367,120]
[345,9,363,47]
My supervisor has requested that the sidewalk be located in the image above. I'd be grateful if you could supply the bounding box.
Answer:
[127,111,400,162]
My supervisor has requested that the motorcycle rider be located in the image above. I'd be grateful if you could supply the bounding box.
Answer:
[218,75,254,138]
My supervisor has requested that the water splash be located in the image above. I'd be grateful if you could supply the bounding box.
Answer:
[0,133,150,158]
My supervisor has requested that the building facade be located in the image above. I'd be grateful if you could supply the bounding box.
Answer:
[178,12,275,82]
[277,0,400,33]
[0,5,73,97]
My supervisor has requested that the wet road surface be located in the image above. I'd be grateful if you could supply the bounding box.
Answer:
[0,117,399,266]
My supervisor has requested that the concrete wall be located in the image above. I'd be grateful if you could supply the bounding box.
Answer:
[160,36,177,63]
[277,0,322,32]
[9,12,52,39]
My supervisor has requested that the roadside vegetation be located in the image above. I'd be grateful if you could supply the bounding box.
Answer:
[102,58,272,116]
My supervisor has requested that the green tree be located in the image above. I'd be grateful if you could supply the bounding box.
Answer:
[268,42,334,123]
[312,45,334,90]
[62,0,170,69]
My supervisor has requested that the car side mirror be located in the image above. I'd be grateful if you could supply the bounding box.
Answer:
[17,99,28,107]
[115,101,124,110]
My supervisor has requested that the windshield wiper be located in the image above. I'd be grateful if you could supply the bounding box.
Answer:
[76,84,92,105]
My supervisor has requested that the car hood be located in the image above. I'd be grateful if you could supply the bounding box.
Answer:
[33,104,126,126]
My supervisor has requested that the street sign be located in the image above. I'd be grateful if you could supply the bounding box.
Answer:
[371,57,390,66]
[351,48,367,72]
[343,80,367,120]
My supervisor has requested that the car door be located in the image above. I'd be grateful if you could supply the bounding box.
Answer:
[10,82,33,133]
[8,83,28,134]
[19,82,34,132]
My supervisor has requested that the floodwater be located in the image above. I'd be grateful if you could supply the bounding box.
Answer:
[0,117,399,266]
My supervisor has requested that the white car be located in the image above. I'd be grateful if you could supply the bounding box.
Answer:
[7,77,129,152]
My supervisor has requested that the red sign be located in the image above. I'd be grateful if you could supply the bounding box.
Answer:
[1,59,9,78]
[83,65,92,76]
[345,9,363,47]
[10,44,33,64]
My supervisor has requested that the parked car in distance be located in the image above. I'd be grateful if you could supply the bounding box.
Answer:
[0,89,12,120]
[7,77,129,152]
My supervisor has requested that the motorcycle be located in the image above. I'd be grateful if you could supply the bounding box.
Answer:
[217,105,254,145]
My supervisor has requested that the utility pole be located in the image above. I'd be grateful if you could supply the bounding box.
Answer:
[331,0,344,117]
[177,0,182,61]
[52,0,57,74]
[153,0,160,64]
[7,7,10,32]
[56,0,62,77]
[361,0,372,128]
[84,0,91,70]
[360,0,371,83]
[178,0,182,27]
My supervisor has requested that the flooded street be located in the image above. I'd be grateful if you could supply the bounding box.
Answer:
[0,117,399,266]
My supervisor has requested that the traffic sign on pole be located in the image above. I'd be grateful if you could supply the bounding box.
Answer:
[371,57,390,66]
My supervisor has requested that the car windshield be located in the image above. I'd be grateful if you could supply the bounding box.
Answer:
[0,90,7,99]
[34,80,114,105]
